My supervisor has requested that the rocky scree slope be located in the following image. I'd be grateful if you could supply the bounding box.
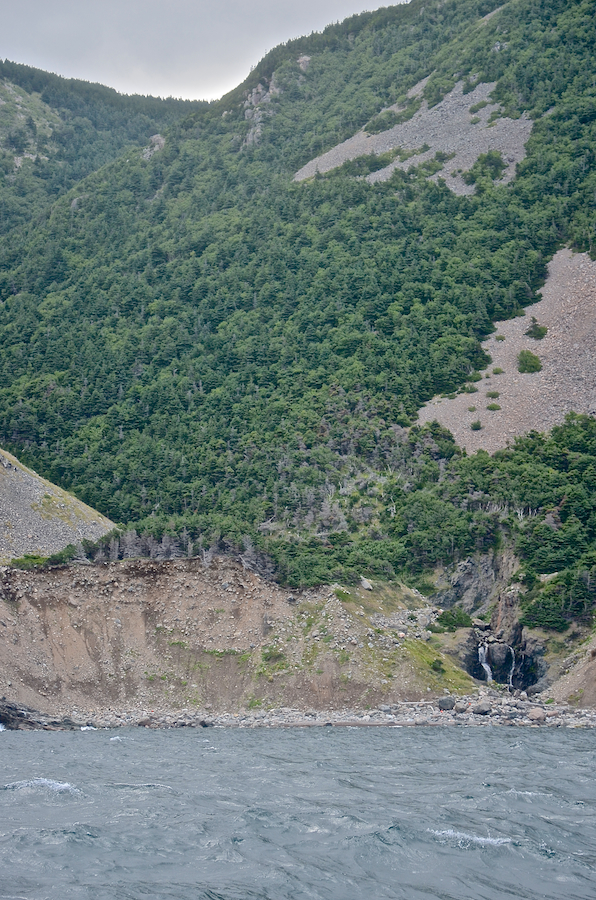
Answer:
[294,78,532,193]
[419,249,596,450]
[0,447,113,563]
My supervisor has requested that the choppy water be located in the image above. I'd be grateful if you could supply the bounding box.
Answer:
[1,727,595,899]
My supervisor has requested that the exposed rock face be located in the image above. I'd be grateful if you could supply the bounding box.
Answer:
[141,133,165,160]
[0,447,113,563]
[242,77,281,146]
[440,555,549,692]
[434,549,518,613]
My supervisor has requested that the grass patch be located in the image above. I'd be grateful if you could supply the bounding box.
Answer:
[487,403,501,411]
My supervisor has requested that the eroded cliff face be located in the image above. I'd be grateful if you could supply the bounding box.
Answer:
[0,557,473,720]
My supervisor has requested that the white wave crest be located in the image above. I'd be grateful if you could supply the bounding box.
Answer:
[0,724,5,732]
[429,829,511,846]
[3,778,80,794]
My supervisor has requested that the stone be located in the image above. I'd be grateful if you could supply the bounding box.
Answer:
[454,701,469,713]
[528,708,546,722]
[438,697,456,711]
[472,700,492,716]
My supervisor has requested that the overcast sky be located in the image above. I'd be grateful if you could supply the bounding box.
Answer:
[0,1,406,101]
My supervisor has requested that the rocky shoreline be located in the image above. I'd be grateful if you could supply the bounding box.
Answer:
[3,691,595,731]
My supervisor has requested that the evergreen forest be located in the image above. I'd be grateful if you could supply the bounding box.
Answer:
[1,0,596,631]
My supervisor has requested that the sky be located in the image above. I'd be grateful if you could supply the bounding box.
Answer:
[0,1,404,101]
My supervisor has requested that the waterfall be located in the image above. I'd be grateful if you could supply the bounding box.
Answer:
[478,644,493,682]
[507,645,515,690]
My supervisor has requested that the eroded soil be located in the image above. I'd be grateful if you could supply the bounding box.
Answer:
[0,557,474,721]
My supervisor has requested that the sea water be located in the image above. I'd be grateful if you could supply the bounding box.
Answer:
[1,726,595,899]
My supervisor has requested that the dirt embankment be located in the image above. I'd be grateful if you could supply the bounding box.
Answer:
[419,249,596,452]
[0,557,475,722]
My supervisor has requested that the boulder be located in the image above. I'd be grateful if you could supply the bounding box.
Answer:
[472,700,492,715]
[528,708,546,722]
[438,697,456,711]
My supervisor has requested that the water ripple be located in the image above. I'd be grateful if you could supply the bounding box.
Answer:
[0,728,595,899]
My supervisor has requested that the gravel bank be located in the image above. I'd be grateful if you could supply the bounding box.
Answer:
[3,692,595,731]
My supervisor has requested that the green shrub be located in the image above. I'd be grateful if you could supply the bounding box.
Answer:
[493,367,504,374]
[524,316,548,340]
[11,544,78,570]
[486,391,500,399]
[487,403,501,411]
[471,420,482,431]
[437,608,473,630]
[518,350,542,373]
[520,568,596,631]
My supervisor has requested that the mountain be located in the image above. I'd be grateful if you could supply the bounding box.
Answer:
[0,0,595,640]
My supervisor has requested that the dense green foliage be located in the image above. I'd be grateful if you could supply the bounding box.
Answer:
[0,0,595,626]
[0,60,207,235]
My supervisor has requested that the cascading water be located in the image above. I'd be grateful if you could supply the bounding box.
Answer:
[478,644,493,682]
[507,645,515,689]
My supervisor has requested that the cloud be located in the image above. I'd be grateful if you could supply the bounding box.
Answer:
[0,0,401,100]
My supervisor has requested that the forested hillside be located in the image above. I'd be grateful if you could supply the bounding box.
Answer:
[1,0,595,628]
[0,60,207,235]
